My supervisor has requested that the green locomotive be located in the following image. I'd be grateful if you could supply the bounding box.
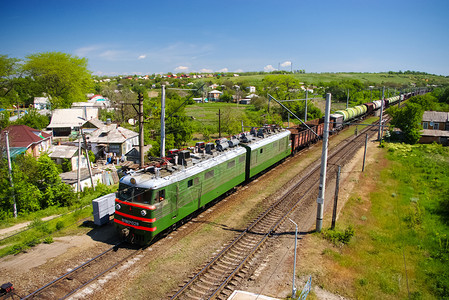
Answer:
[114,126,291,244]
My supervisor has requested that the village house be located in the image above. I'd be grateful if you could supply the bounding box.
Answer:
[419,111,449,145]
[84,122,139,159]
[47,108,98,137]
[48,145,88,171]
[208,90,222,101]
[33,97,50,110]
[1,125,52,158]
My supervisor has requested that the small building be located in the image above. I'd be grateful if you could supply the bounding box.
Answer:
[248,86,256,93]
[47,108,98,136]
[86,124,139,158]
[1,125,52,158]
[59,168,107,191]
[419,111,449,145]
[420,129,449,145]
[48,145,88,171]
[208,90,222,101]
[421,111,449,131]
[33,97,50,110]
[239,99,251,105]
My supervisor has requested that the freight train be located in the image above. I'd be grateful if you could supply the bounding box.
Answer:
[114,91,421,244]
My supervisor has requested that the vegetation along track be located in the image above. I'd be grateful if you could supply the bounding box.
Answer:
[21,242,142,299]
[170,119,383,300]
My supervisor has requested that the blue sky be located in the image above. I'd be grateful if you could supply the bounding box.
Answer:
[1,0,448,76]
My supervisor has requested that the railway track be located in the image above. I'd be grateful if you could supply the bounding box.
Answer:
[21,242,142,299]
[170,119,382,300]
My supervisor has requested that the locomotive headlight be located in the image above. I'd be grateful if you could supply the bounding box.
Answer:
[116,204,121,210]
[141,210,147,216]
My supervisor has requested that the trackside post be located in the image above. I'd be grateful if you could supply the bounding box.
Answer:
[316,93,331,232]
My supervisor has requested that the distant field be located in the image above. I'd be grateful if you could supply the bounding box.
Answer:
[213,72,449,86]
[185,102,246,126]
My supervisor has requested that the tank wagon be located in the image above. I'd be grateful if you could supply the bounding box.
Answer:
[114,125,291,244]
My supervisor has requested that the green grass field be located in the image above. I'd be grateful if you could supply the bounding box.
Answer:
[304,143,449,299]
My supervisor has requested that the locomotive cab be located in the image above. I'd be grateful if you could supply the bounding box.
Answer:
[114,177,165,244]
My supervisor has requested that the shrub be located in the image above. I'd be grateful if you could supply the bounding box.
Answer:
[322,226,355,245]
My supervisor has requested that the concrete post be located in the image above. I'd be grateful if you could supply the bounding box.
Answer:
[316,93,331,232]
[160,85,166,158]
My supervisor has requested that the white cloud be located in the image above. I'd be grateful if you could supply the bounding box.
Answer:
[281,61,292,67]
[138,55,146,60]
[99,50,124,61]
[175,65,189,72]
[218,68,228,72]
[74,45,103,57]
[234,69,243,73]
[200,68,213,73]
[264,65,276,72]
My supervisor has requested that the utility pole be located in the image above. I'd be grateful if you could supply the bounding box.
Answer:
[5,132,17,218]
[378,87,385,141]
[217,109,222,138]
[316,93,331,232]
[362,133,369,172]
[138,93,145,166]
[331,165,341,230]
[346,89,349,109]
[160,86,166,159]
[305,89,308,122]
[289,218,298,299]
[77,137,81,193]
[81,128,95,190]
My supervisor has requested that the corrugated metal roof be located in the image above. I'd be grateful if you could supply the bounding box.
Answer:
[47,108,98,128]
[422,111,449,122]
[88,125,138,143]
[421,129,449,137]
[48,145,78,159]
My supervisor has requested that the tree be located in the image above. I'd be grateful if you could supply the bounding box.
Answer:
[22,52,93,108]
[0,55,20,98]
[388,103,424,144]
[219,92,233,103]
[13,108,50,130]
[262,75,301,100]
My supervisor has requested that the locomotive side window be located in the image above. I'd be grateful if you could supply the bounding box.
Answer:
[188,179,193,188]
[194,177,199,185]
[154,189,166,202]
[227,160,235,169]
[260,148,263,154]
[205,170,214,179]
[239,156,245,163]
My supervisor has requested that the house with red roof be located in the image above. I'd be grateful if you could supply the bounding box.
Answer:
[1,125,52,158]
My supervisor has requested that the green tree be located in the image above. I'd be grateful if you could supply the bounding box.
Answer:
[22,52,93,108]
[388,103,424,144]
[219,92,233,103]
[0,55,20,98]
[262,75,300,100]
[36,154,75,207]
[13,108,50,130]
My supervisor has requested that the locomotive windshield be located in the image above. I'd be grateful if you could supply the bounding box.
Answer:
[117,183,153,204]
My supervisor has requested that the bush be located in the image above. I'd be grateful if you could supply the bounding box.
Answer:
[322,226,355,245]
[43,236,53,244]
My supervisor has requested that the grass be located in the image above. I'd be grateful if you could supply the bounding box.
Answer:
[301,143,449,299]
[0,183,118,258]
